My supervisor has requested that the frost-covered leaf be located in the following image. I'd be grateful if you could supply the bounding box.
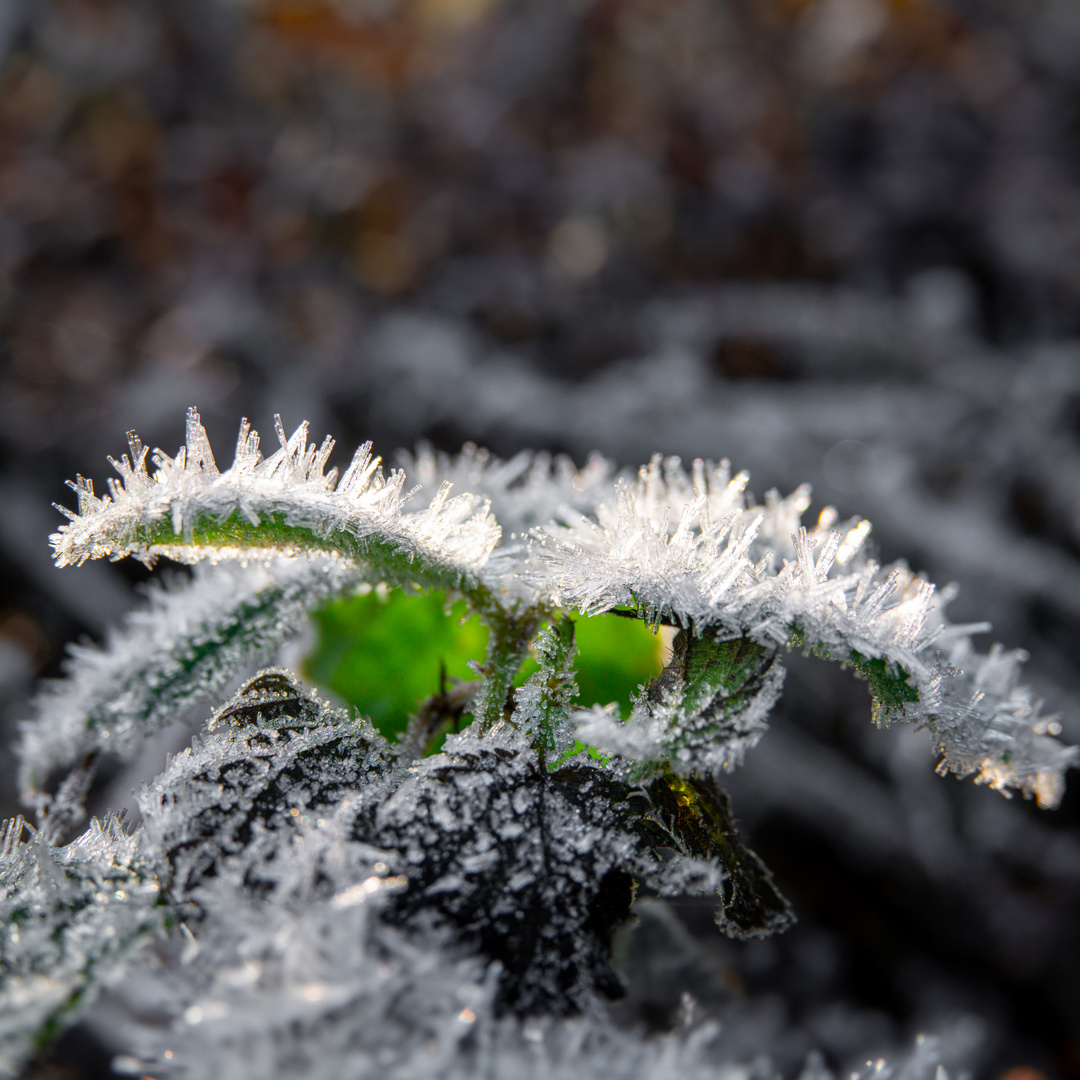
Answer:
[18,556,365,800]
[51,408,501,595]
[624,770,793,938]
[533,454,1078,805]
[139,674,391,899]
[366,739,640,1012]
[361,730,783,1010]
[579,630,785,776]
[0,816,163,1077]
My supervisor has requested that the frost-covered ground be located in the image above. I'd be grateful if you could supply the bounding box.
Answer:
[2,1,1080,1077]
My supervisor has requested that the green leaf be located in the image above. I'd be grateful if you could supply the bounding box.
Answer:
[629,770,794,938]
[849,650,920,725]
[304,588,489,741]
[303,595,667,748]
[637,629,782,771]
[573,613,667,719]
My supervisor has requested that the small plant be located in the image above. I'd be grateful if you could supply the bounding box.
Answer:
[2,409,1075,1079]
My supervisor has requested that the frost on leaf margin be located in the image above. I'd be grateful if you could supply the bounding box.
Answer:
[51,408,501,592]
[399,441,619,540]
[17,556,365,801]
[43,415,1078,807]
[43,409,532,752]
[32,408,510,803]
[533,454,1078,806]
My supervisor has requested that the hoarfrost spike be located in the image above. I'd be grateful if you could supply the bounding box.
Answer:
[49,410,501,591]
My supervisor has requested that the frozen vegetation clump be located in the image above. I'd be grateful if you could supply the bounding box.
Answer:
[2,410,1076,1078]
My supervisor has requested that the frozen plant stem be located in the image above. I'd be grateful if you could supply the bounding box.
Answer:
[3,409,1076,1078]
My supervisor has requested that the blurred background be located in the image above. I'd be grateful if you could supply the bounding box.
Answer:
[1,0,1080,1077]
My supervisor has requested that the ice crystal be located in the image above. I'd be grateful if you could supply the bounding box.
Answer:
[399,442,618,540]
[51,407,500,585]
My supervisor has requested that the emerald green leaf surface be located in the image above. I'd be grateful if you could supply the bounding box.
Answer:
[303,592,666,741]
[572,614,667,719]
[304,589,489,740]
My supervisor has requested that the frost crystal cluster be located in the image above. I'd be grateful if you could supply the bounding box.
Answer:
[3,410,1075,1079]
